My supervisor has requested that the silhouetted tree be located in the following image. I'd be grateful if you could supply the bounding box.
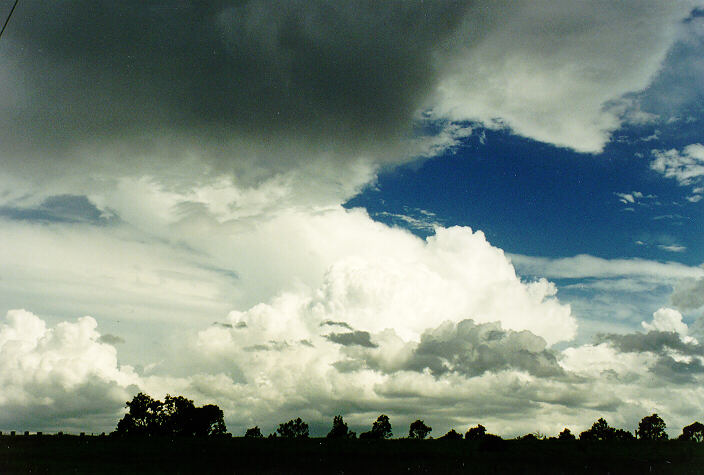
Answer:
[162,395,196,436]
[579,418,615,441]
[327,415,351,439]
[613,428,635,440]
[193,404,227,436]
[636,414,668,441]
[277,418,309,439]
[161,395,225,436]
[408,420,432,439]
[679,422,704,442]
[439,429,463,440]
[115,393,164,436]
[360,414,392,439]
[558,428,575,440]
[244,426,263,438]
[465,424,486,440]
[114,393,226,436]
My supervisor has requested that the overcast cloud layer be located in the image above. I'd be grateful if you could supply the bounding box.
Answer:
[1,1,703,437]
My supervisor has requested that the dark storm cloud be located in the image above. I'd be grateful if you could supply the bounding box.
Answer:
[0,195,116,225]
[325,331,377,348]
[1,0,468,178]
[403,320,565,378]
[596,330,704,356]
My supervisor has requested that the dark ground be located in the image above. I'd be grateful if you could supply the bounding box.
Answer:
[1,435,703,474]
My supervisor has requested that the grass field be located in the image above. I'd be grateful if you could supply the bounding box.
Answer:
[1,435,703,473]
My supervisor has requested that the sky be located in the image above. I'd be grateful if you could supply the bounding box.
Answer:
[0,1,703,438]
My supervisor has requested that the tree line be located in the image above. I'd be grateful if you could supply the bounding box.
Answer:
[114,393,704,443]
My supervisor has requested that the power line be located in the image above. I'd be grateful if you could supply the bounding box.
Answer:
[0,0,19,42]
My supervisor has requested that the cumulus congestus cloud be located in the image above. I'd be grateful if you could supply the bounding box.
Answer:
[0,310,138,432]
[0,1,703,438]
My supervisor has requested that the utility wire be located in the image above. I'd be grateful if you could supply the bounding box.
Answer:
[0,0,19,42]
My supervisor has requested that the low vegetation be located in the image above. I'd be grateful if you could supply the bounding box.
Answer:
[2,394,704,473]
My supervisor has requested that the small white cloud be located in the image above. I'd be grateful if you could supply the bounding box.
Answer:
[614,191,654,208]
[616,193,636,204]
[642,307,692,342]
[651,144,704,186]
[658,244,686,253]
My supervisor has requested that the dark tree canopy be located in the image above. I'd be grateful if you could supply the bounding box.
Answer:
[327,415,355,439]
[579,418,634,441]
[439,429,463,440]
[115,392,163,436]
[679,422,704,442]
[408,419,432,439]
[115,393,226,437]
[558,428,575,440]
[244,426,263,438]
[579,418,614,441]
[636,414,668,441]
[360,414,392,439]
[465,424,487,440]
[277,418,309,439]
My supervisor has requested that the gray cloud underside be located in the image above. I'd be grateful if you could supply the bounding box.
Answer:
[98,334,125,345]
[2,0,465,180]
[325,331,377,348]
[651,355,704,384]
[320,320,354,331]
[597,330,704,356]
[0,195,116,225]
[404,320,564,378]
[1,1,697,186]
[671,277,704,310]
[597,329,704,384]
[337,319,565,378]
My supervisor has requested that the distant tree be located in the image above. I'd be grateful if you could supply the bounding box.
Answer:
[636,414,668,441]
[277,418,309,439]
[580,418,615,441]
[194,404,227,436]
[244,426,263,438]
[679,422,704,442]
[408,420,432,439]
[360,414,393,439]
[439,429,463,440]
[327,415,351,439]
[465,424,487,440]
[115,393,164,436]
[558,428,575,440]
[162,395,225,436]
[614,428,635,440]
[162,395,196,435]
[519,433,538,441]
[114,393,226,436]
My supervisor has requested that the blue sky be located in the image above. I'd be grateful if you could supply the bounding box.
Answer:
[1,1,704,437]
[347,119,703,264]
